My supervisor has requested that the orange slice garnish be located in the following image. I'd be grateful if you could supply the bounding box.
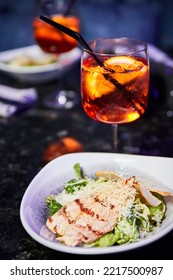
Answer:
[84,56,148,100]
[84,69,116,100]
[105,56,147,85]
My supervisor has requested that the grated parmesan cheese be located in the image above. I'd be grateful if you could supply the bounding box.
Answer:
[54,176,137,221]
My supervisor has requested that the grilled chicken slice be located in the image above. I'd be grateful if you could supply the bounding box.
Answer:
[46,179,137,247]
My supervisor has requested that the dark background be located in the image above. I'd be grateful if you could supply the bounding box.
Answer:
[0,0,173,54]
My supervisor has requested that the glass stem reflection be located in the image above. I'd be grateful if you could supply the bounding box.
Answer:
[112,124,118,152]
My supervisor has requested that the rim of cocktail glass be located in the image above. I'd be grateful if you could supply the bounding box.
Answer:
[82,37,148,57]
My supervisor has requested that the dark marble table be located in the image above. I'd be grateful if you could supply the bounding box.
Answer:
[0,59,173,260]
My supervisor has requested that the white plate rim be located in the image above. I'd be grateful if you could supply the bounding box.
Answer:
[20,152,173,255]
[0,45,81,74]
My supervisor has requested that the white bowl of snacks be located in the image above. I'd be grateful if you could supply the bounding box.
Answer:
[0,45,81,84]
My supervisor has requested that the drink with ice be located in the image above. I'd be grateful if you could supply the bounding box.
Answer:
[81,38,149,150]
[82,55,149,124]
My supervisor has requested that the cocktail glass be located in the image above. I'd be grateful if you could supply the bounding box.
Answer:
[33,0,80,109]
[81,37,149,151]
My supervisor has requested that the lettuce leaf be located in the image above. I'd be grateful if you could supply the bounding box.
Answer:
[64,163,90,194]
[46,196,62,216]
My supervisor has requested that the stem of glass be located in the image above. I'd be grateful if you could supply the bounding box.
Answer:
[112,124,118,152]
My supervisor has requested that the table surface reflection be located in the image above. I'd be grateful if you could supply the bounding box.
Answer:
[0,60,173,260]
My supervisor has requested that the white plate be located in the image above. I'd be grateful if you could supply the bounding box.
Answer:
[0,45,81,84]
[20,152,173,255]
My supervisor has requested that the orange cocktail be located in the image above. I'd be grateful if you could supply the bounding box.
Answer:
[33,15,80,54]
[81,54,149,124]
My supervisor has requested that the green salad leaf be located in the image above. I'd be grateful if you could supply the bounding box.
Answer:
[46,196,62,216]
[85,231,121,248]
[73,163,83,179]
[64,163,91,194]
